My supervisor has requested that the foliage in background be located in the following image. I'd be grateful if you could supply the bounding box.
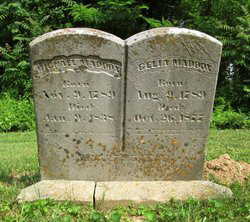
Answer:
[0,94,35,132]
[0,0,75,98]
[0,0,249,131]
[179,0,250,113]
[211,97,250,129]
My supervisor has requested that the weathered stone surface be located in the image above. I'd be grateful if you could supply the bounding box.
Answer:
[95,181,232,209]
[17,180,95,203]
[19,28,231,206]
[30,28,125,181]
[18,180,232,206]
[30,27,223,182]
[124,28,222,180]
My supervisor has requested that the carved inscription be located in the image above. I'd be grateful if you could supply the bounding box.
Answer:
[133,86,207,124]
[40,89,117,100]
[28,27,222,181]
[45,113,114,123]
[63,80,90,88]
[138,58,213,73]
[33,54,122,127]
[137,90,206,101]
[124,26,222,181]
[133,113,205,123]
[158,80,184,88]
[33,55,122,79]
[39,86,118,124]
[180,39,213,61]
[129,50,214,129]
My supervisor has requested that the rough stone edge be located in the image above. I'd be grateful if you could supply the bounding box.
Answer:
[17,180,95,203]
[30,28,125,48]
[95,181,233,209]
[17,180,232,208]
[126,27,222,46]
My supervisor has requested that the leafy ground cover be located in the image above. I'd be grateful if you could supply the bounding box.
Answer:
[0,129,249,221]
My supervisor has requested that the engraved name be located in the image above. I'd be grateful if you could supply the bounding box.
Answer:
[138,58,212,72]
[33,55,122,79]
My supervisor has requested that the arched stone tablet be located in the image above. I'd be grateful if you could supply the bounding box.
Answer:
[30,28,125,180]
[125,28,222,180]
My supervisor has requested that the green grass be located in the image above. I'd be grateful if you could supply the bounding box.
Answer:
[207,129,250,162]
[0,131,39,203]
[0,129,249,221]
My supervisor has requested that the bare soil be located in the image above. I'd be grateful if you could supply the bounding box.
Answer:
[204,154,250,185]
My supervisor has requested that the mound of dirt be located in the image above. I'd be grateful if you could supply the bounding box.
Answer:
[204,154,250,185]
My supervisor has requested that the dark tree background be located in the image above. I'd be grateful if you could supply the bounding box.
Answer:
[0,0,249,114]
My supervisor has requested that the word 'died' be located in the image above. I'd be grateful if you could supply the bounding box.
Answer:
[158,103,184,112]
[68,102,94,111]
[137,58,213,73]
[32,55,122,79]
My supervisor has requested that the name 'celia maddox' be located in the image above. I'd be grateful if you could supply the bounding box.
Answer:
[137,58,213,72]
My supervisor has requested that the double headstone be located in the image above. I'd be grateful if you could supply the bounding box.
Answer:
[18,28,232,205]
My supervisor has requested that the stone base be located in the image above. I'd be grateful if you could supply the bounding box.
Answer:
[18,180,232,208]
[95,181,233,209]
[17,180,95,203]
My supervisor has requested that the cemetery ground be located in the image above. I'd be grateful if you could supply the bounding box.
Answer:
[0,129,249,221]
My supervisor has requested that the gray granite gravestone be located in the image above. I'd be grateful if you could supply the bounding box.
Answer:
[18,28,232,205]
[125,28,222,180]
[30,28,125,181]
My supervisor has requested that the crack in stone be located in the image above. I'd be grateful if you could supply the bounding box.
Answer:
[93,182,97,209]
